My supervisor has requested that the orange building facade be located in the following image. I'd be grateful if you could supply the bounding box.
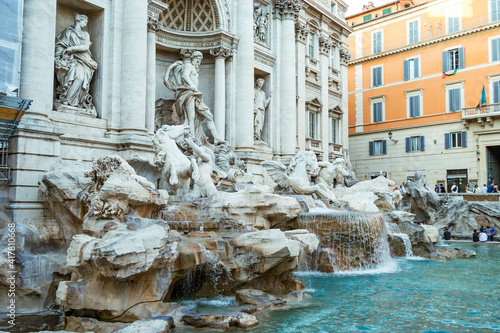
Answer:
[346,0,500,192]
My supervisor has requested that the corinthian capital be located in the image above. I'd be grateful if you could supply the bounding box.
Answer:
[340,47,352,66]
[295,22,310,43]
[319,37,333,55]
[148,0,168,32]
[274,0,302,20]
[210,46,233,59]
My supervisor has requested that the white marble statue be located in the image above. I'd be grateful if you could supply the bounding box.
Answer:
[183,131,217,198]
[317,158,350,189]
[261,151,336,202]
[153,124,199,194]
[254,6,270,43]
[254,78,272,141]
[54,13,98,113]
[164,51,224,145]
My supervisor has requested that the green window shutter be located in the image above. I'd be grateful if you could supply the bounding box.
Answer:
[405,137,411,152]
[445,133,451,149]
[442,51,448,72]
[458,47,465,69]
[383,8,392,15]
[493,0,500,21]
[403,60,410,80]
[414,59,420,78]
[382,140,387,154]
[492,38,500,62]
[364,14,372,22]
[494,81,500,103]
[420,136,425,151]
[461,131,467,148]
[369,141,374,155]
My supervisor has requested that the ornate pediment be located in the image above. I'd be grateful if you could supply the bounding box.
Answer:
[306,97,323,112]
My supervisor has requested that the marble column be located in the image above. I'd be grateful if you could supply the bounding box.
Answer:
[235,0,255,150]
[319,36,332,160]
[19,0,57,119]
[146,0,168,134]
[295,22,309,151]
[120,0,148,135]
[210,46,233,141]
[275,0,301,160]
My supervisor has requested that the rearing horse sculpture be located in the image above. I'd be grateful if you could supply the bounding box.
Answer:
[261,151,336,202]
[153,124,199,194]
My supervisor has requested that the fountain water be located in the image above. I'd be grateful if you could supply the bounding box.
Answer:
[385,222,415,257]
[297,211,393,272]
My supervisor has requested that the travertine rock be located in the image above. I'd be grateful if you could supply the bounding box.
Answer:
[334,176,395,212]
[112,319,171,333]
[182,311,259,329]
[235,289,287,308]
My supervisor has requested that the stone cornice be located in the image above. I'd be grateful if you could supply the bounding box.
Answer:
[349,21,500,66]
[156,29,239,52]
[274,0,302,20]
[301,0,352,36]
[254,46,277,68]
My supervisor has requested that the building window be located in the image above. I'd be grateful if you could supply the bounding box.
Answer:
[372,30,382,54]
[404,57,420,80]
[445,131,467,148]
[364,14,372,22]
[408,20,419,44]
[442,47,465,71]
[330,47,338,69]
[383,8,392,15]
[372,66,383,87]
[448,87,462,112]
[405,136,425,152]
[309,33,317,59]
[491,37,500,62]
[493,80,500,103]
[405,4,411,8]
[492,0,500,22]
[447,17,460,34]
[408,94,421,117]
[370,97,385,123]
[309,111,318,139]
[369,140,387,155]
[331,118,338,143]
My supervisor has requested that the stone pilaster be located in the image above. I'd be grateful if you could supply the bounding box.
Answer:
[19,0,57,120]
[295,22,310,44]
[120,0,148,137]
[235,0,255,151]
[275,0,301,160]
[146,0,168,134]
[210,46,233,140]
[296,22,308,151]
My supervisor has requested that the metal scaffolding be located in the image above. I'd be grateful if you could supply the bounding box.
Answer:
[0,95,32,181]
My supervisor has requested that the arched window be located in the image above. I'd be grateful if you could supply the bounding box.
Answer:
[159,0,220,32]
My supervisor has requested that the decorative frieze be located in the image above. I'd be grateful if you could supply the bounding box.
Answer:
[156,29,239,51]
[210,46,233,59]
[295,22,310,43]
[274,0,302,20]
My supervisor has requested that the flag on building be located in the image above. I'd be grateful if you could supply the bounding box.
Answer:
[477,84,486,107]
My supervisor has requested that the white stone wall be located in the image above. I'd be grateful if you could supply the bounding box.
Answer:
[349,121,480,187]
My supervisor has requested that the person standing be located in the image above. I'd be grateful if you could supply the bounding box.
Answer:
[443,228,451,240]
[473,184,480,193]
[482,184,488,193]
[440,184,446,193]
[465,183,472,193]
[486,225,496,241]
[451,182,458,193]
[434,184,439,193]
[472,230,479,242]
[487,182,494,193]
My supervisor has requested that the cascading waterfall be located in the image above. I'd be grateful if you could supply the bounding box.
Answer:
[298,211,394,272]
[385,222,415,257]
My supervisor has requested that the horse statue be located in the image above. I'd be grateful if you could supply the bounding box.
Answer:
[153,124,199,194]
[261,150,336,202]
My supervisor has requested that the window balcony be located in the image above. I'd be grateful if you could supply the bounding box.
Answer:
[461,103,500,129]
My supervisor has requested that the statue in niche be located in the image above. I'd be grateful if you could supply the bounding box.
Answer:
[254,78,272,141]
[254,5,270,43]
[54,13,98,115]
[164,51,224,145]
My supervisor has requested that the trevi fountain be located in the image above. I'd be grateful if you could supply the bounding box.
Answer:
[1,1,499,332]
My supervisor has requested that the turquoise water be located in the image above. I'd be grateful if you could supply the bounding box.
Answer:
[177,243,500,332]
